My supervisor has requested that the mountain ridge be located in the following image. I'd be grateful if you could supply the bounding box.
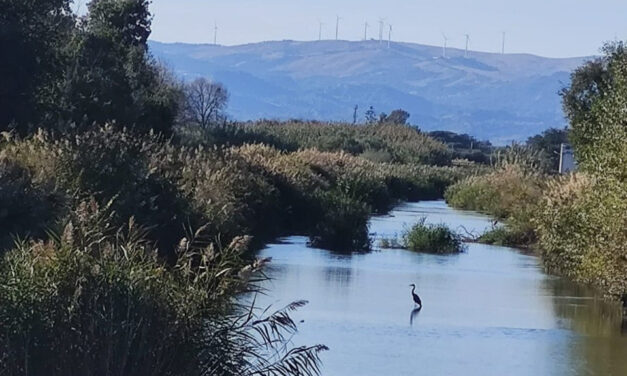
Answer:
[149,39,590,143]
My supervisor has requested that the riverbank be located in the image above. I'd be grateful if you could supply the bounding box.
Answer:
[252,200,627,376]
[444,164,627,303]
[0,123,477,372]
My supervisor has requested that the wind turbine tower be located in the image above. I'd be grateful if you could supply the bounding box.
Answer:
[213,22,218,45]
[336,16,342,40]
[388,24,392,48]
[442,33,448,58]
[464,34,470,58]
[364,22,369,41]
[318,21,324,41]
[378,18,385,44]
[501,31,506,54]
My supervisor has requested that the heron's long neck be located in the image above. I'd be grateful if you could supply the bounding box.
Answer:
[411,286,415,294]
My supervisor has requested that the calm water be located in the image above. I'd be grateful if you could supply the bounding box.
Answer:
[253,201,627,376]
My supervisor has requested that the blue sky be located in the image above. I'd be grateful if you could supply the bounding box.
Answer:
[143,0,626,57]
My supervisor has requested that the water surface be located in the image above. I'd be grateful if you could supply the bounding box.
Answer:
[254,201,627,376]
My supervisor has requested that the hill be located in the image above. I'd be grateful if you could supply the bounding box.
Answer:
[150,40,589,143]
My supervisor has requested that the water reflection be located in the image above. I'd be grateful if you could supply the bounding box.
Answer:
[410,307,422,326]
[252,201,627,376]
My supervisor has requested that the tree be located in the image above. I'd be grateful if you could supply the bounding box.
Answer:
[181,78,229,129]
[383,109,410,125]
[526,128,569,172]
[560,41,627,168]
[59,0,181,135]
[0,0,74,133]
[364,106,377,124]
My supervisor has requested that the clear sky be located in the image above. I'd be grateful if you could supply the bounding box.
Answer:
[144,0,625,58]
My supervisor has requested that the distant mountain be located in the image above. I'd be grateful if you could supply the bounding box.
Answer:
[149,40,590,143]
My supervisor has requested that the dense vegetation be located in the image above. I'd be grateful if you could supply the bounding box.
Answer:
[445,42,627,302]
[0,0,476,371]
[380,218,465,254]
[185,120,454,166]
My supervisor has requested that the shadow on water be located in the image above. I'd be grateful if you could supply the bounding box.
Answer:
[410,306,422,326]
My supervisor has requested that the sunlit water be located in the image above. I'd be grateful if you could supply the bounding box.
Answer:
[252,200,627,376]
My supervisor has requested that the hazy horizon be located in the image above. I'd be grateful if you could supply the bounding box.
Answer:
[149,38,595,60]
[145,0,627,59]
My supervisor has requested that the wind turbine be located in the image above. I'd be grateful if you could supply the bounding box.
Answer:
[364,22,369,41]
[214,22,218,45]
[378,18,385,44]
[335,16,342,40]
[464,34,470,58]
[501,31,506,54]
[388,24,393,48]
[442,33,448,58]
[318,21,324,41]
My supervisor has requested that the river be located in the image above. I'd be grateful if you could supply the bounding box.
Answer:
[253,200,627,376]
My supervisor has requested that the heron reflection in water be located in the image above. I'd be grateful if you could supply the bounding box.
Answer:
[409,283,422,326]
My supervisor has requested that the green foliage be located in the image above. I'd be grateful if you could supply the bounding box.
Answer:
[0,0,181,135]
[490,143,553,174]
[192,120,454,166]
[561,42,625,127]
[0,0,75,133]
[381,109,410,125]
[60,0,181,134]
[0,201,327,375]
[0,157,60,250]
[445,164,545,246]
[536,42,627,299]
[535,175,627,299]
[477,226,530,247]
[310,190,371,252]
[428,131,493,164]
[2,127,469,255]
[526,128,570,173]
[401,218,464,254]
[1,128,197,255]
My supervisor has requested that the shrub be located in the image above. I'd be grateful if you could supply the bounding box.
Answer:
[379,218,464,254]
[535,174,627,299]
[402,218,465,254]
[187,120,453,166]
[0,200,327,375]
[477,226,530,247]
[444,163,545,246]
[1,128,198,256]
[309,190,372,252]
[0,157,60,250]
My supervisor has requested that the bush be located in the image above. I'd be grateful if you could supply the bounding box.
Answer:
[0,200,327,375]
[535,174,627,299]
[184,120,453,166]
[477,226,529,247]
[402,218,465,254]
[309,190,372,252]
[444,163,545,246]
[0,157,60,250]
[380,218,464,254]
